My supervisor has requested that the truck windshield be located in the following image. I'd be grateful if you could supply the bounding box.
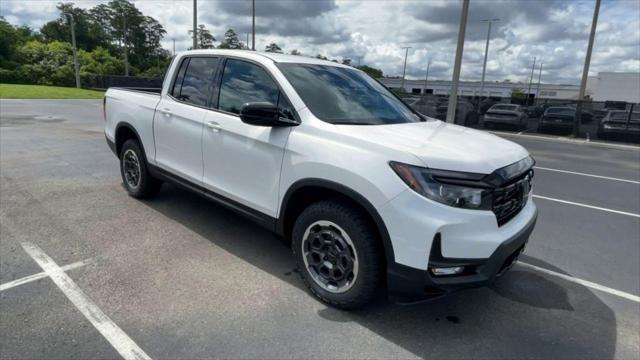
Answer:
[277,63,421,125]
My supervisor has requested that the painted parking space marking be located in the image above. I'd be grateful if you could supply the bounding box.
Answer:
[533,194,640,218]
[0,258,92,292]
[21,242,152,360]
[535,166,640,184]
[518,261,640,303]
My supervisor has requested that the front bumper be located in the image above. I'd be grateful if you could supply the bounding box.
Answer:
[386,208,537,300]
[484,115,520,124]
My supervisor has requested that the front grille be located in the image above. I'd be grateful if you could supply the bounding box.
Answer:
[492,171,532,226]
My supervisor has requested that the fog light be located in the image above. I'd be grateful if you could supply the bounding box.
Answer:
[430,266,464,276]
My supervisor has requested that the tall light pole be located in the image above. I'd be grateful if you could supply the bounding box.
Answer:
[172,39,176,56]
[193,0,198,50]
[64,13,81,88]
[526,56,536,105]
[535,62,543,100]
[574,0,601,137]
[446,0,470,124]
[400,46,411,93]
[479,18,499,100]
[252,0,256,50]
[423,60,431,96]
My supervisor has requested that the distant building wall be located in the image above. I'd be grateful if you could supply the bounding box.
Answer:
[587,72,640,103]
[381,71,640,103]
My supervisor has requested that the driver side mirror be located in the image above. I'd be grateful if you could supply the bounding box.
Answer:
[239,102,299,127]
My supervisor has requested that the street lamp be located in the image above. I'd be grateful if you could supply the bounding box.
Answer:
[193,0,198,49]
[64,12,81,89]
[252,0,256,50]
[446,0,470,124]
[423,59,431,97]
[527,57,537,106]
[479,18,500,100]
[400,46,411,93]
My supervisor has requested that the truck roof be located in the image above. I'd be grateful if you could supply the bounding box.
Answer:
[176,49,351,67]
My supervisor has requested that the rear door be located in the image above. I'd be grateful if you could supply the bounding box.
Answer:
[202,58,296,217]
[154,56,220,183]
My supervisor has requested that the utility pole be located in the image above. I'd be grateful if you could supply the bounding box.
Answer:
[575,0,601,137]
[193,0,198,50]
[64,13,81,88]
[479,18,499,100]
[526,56,536,106]
[252,0,256,50]
[400,47,411,93]
[535,62,543,100]
[123,16,129,76]
[446,0,470,124]
[246,33,249,49]
[172,39,176,56]
[423,60,431,96]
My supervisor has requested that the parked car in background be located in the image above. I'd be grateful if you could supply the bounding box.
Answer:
[597,111,640,139]
[483,104,528,130]
[436,100,479,126]
[410,96,446,119]
[538,107,592,133]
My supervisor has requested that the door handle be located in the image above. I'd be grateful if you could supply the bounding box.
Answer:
[206,121,222,132]
[160,108,172,117]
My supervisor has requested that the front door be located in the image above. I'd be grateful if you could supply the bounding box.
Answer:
[202,58,295,217]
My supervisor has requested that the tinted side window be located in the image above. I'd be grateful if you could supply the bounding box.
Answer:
[179,57,219,107]
[218,59,279,114]
[170,58,189,98]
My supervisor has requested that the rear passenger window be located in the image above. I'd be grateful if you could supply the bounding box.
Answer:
[173,57,218,107]
[170,58,189,98]
[218,59,279,114]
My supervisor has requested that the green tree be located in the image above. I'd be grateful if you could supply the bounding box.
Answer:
[218,29,242,49]
[511,88,527,105]
[315,54,328,60]
[265,43,282,53]
[341,58,352,66]
[79,46,124,75]
[290,49,301,55]
[89,0,166,75]
[356,65,383,78]
[1,17,41,68]
[40,3,110,52]
[189,24,216,49]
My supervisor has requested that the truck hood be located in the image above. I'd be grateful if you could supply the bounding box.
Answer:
[338,120,529,174]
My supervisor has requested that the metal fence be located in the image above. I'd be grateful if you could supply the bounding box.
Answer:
[82,74,164,90]
[402,94,640,144]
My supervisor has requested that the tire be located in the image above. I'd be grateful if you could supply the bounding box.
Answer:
[120,139,162,198]
[292,199,383,309]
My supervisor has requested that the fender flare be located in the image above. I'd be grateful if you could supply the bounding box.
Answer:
[277,178,395,265]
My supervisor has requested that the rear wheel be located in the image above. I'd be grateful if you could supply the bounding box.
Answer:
[120,139,162,198]
[292,200,383,309]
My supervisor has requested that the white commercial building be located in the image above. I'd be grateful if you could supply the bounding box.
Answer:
[380,71,640,103]
[587,72,640,103]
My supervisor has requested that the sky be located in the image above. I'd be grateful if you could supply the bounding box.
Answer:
[2,0,639,85]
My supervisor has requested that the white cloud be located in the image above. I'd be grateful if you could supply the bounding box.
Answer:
[2,0,639,84]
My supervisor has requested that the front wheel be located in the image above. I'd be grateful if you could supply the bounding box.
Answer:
[120,139,162,198]
[292,200,383,309]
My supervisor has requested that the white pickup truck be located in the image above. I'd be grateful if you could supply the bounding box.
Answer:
[104,50,537,308]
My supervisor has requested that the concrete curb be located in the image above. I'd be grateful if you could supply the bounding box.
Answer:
[490,130,640,151]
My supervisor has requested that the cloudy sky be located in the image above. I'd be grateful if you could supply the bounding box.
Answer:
[2,0,639,84]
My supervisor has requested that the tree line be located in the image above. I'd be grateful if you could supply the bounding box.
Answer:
[0,0,384,87]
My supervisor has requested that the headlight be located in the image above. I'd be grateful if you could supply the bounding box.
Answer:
[389,162,490,209]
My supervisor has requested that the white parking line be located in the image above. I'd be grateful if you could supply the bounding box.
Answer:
[0,258,92,292]
[518,261,640,303]
[21,243,151,360]
[535,166,640,184]
[533,195,640,218]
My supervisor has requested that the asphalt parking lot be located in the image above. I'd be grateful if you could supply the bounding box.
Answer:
[1,99,639,359]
